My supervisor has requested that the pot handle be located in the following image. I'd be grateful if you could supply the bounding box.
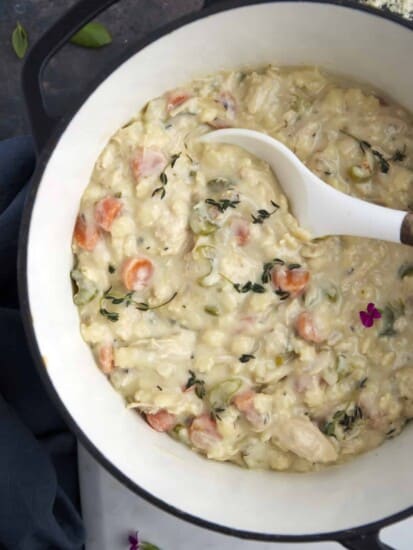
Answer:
[22,0,120,154]
[338,530,394,549]
[22,0,227,154]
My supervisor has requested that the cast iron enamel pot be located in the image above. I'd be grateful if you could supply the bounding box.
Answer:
[20,0,413,548]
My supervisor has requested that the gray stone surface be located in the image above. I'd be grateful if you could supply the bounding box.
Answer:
[0,0,204,140]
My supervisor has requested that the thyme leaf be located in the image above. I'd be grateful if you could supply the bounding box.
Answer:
[251,200,279,224]
[322,421,336,438]
[322,405,363,437]
[99,308,119,322]
[135,291,178,311]
[261,258,284,284]
[170,153,181,167]
[185,370,206,399]
[391,146,407,162]
[100,287,177,320]
[239,354,255,363]
[152,186,166,199]
[205,198,240,213]
[274,289,290,301]
[153,153,181,199]
[204,305,219,316]
[341,130,390,173]
[210,406,225,421]
[233,281,265,294]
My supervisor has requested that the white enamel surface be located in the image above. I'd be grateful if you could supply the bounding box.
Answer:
[26,2,413,537]
[78,444,413,549]
[202,129,407,241]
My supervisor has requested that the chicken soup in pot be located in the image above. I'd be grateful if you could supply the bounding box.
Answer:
[72,65,413,472]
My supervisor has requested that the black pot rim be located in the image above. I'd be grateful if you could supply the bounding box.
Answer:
[18,0,413,543]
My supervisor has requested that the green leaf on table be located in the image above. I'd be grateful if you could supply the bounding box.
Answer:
[70,22,112,48]
[12,22,29,59]
[141,542,161,550]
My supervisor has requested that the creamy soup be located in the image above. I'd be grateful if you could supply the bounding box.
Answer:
[72,66,413,472]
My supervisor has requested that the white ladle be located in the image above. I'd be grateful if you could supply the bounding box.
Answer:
[201,129,413,245]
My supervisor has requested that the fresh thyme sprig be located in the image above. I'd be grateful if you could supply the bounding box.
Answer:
[99,287,177,321]
[341,130,390,173]
[152,153,181,199]
[205,197,240,213]
[219,273,266,295]
[251,200,279,224]
[233,281,266,294]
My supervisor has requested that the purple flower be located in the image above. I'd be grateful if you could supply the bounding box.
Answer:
[359,303,381,328]
[129,531,139,550]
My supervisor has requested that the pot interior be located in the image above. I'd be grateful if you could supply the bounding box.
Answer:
[25,1,413,537]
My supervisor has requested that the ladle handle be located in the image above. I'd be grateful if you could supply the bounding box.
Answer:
[308,188,409,245]
[401,212,413,245]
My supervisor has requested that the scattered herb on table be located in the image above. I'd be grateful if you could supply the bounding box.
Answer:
[185,370,206,399]
[108,264,116,274]
[70,22,112,48]
[128,532,160,550]
[359,377,368,389]
[140,542,161,550]
[205,197,240,213]
[11,22,28,59]
[239,354,255,363]
[251,200,279,224]
[398,262,413,279]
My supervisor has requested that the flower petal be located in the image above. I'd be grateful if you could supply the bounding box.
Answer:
[367,303,375,314]
[128,531,139,549]
[372,308,381,319]
[360,311,373,327]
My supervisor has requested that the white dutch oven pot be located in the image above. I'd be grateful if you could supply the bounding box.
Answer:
[20,1,413,547]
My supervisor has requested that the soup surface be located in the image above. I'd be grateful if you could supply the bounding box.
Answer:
[72,65,413,471]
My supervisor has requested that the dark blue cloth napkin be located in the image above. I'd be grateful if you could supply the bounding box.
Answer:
[0,137,85,550]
